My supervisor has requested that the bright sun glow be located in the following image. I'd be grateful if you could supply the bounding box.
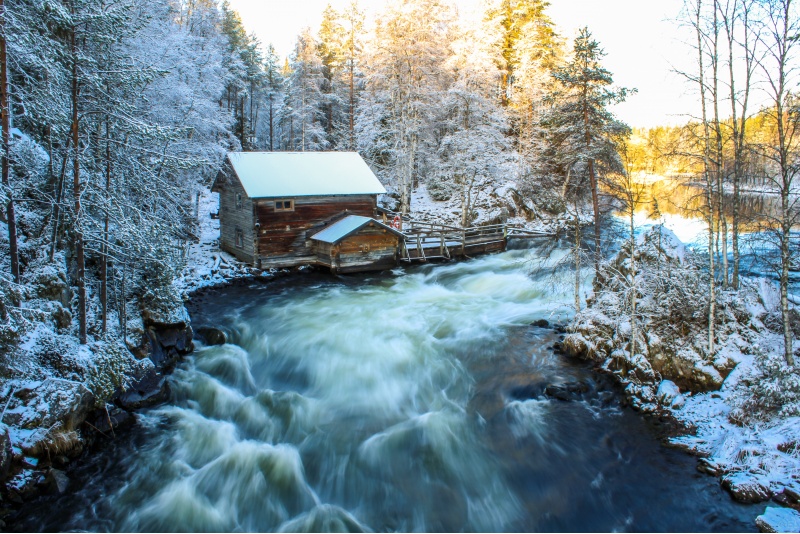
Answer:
[227,0,694,129]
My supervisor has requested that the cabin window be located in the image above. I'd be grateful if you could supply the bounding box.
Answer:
[275,199,294,212]
[236,193,243,210]
[235,228,244,248]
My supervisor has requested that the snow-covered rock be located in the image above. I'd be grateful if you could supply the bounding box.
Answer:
[756,507,800,533]
[721,472,772,503]
[656,380,685,409]
[1,379,93,457]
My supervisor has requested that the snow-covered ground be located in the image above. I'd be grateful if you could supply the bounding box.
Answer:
[670,339,800,501]
[177,190,274,295]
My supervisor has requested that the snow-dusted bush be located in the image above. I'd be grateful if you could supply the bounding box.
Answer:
[730,348,800,423]
[565,226,760,405]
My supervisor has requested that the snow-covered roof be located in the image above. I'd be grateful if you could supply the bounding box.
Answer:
[310,215,403,245]
[226,151,386,198]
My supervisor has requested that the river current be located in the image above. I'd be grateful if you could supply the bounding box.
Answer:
[18,242,763,532]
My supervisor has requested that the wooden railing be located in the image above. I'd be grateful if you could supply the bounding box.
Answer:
[380,210,554,262]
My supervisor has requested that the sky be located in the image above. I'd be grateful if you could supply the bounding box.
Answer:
[226,0,697,129]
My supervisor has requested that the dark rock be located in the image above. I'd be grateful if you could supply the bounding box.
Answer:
[722,473,772,503]
[697,458,725,476]
[45,469,69,494]
[116,369,170,411]
[785,487,800,502]
[90,406,134,435]
[544,381,591,402]
[7,470,44,501]
[195,326,227,346]
[531,319,549,328]
[508,382,546,400]
[144,323,193,372]
[772,492,800,510]
[0,424,11,480]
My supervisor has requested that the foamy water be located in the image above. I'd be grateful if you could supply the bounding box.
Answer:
[17,243,764,532]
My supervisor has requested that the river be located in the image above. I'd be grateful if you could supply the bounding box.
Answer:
[15,242,764,532]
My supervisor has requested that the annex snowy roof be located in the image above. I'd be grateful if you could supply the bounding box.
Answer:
[226,152,386,198]
[310,215,403,244]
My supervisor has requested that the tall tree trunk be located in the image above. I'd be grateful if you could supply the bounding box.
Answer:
[629,191,637,357]
[71,14,87,345]
[49,135,71,262]
[349,57,355,150]
[584,86,602,290]
[695,0,716,355]
[1,0,19,285]
[101,117,111,336]
[781,192,794,365]
[268,94,274,151]
[574,203,582,312]
[711,3,728,288]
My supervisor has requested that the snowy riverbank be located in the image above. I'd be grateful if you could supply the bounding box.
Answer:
[562,225,800,528]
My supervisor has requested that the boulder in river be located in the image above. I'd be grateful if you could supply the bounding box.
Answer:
[195,326,227,346]
[45,468,69,494]
[756,506,800,533]
[116,369,170,411]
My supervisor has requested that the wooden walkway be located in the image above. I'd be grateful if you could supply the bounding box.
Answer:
[391,216,552,263]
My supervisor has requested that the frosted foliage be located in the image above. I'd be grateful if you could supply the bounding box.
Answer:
[357,0,455,212]
[730,349,800,421]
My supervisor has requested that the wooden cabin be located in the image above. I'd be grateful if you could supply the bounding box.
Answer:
[310,215,404,273]
[211,152,388,269]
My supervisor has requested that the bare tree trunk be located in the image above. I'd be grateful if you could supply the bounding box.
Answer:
[629,191,637,357]
[101,117,111,336]
[574,204,582,312]
[71,12,87,345]
[268,94,274,151]
[710,2,729,289]
[49,135,71,262]
[1,0,19,285]
[695,0,716,355]
[763,0,798,365]
[349,57,355,150]
[781,194,794,365]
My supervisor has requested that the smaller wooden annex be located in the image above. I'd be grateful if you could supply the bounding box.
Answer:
[212,151,402,272]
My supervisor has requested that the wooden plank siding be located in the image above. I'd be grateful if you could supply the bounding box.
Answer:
[254,195,377,267]
[313,225,399,273]
[218,175,257,264]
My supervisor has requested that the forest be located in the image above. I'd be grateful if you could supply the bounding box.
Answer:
[1,0,800,531]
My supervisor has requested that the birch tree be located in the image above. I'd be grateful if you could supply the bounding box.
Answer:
[755,0,800,365]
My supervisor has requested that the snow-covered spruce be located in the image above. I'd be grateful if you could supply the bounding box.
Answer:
[562,225,800,505]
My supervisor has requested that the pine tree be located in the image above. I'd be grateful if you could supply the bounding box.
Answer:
[541,27,632,290]
[282,28,328,151]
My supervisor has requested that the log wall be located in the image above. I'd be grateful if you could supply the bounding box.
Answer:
[255,195,376,266]
[314,225,399,273]
[218,178,256,264]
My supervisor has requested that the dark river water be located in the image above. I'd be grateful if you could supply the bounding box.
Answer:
[15,244,764,532]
